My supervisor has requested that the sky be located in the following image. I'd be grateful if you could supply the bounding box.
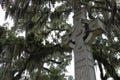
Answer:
[0,6,114,80]
[0,7,13,27]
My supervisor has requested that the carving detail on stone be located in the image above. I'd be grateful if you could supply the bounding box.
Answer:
[62,9,106,80]
[70,0,106,80]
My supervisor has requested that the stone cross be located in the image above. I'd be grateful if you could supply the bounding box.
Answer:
[70,1,106,79]
[69,9,105,80]
[62,1,106,79]
[61,8,106,80]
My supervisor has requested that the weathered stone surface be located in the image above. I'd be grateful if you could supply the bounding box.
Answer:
[74,45,96,80]
[72,10,96,80]
[62,5,106,80]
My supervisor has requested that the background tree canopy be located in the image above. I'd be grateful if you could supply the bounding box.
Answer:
[0,0,120,80]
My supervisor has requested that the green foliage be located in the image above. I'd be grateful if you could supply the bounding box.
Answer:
[0,0,73,80]
[92,32,120,80]
[0,0,120,80]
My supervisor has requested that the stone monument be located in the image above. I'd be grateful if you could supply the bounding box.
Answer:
[62,0,106,80]
[70,1,106,79]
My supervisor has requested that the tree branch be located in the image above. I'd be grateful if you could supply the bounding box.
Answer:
[91,6,111,12]
[12,56,31,80]
[98,61,104,80]
[45,59,62,64]
[93,49,120,80]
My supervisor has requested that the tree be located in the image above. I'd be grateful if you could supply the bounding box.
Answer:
[0,0,120,80]
[0,0,73,80]
[92,33,120,80]
[0,19,72,80]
